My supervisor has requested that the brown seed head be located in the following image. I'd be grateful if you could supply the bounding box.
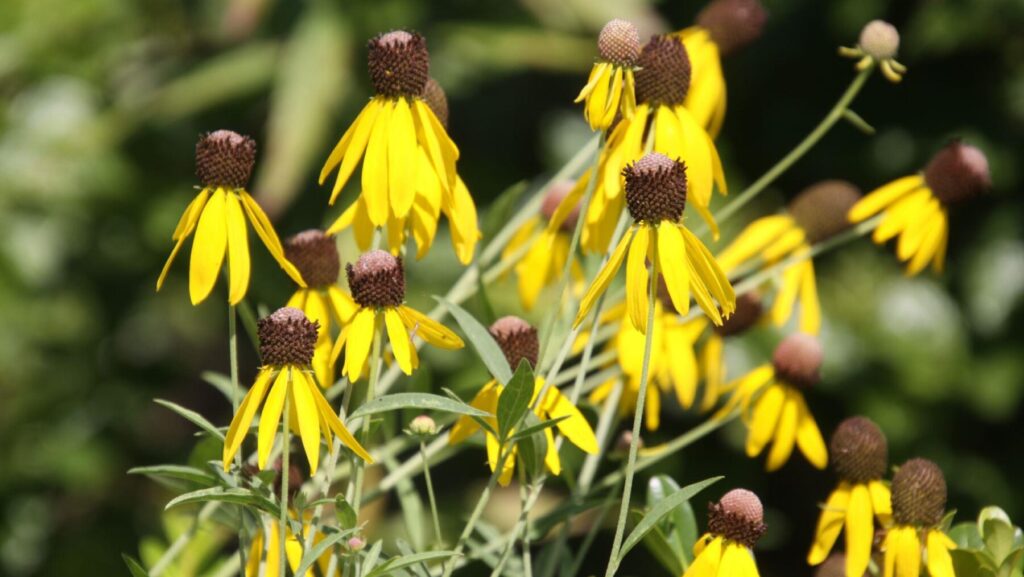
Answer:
[284,229,340,288]
[421,77,449,128]
[923,141,991,205]
[540,181,581,232]
[367,30,430,98]
[598,19,642,67]
[696,0,768,56]
[713,292,763,336]
[623,152,688,223]
[707,489,767,547]
[489,316,539,370]
[258,307,319,367]
[830,416,888,483]
[788,180,863,244]
[892,458,947,527]
[858,20,900,61]
[195,130,256,189]
[772,333,822,389]
[347,250,405,308]
[634,35,691,106]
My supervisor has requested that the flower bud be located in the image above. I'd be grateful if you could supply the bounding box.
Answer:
[858,20,900,61]
[598,19,642,67]
[623,152,688,223]
[258,307,319,367]
[347,536,366,552]
[771,333,822,389]
[707,489,767,547]
[408,414,437,436]
[195,130,256,189]
[696,0,768,56]
[489,316,539,370]
[347,250,405,308]
[284,229,340,288]
[367,30,430,98]
[788,180,862,244]
[891,458,947,527]
[923,141,991,205]
[830,416,888,484]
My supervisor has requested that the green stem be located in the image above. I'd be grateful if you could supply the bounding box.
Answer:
[351,317,384,515]
[710,66,875,228]
[421,440,444,548]
[279,387,291,577]
[604,243,659,577]
[229,306,248,577]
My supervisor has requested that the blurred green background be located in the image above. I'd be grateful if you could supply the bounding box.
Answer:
[1,0,1022,575]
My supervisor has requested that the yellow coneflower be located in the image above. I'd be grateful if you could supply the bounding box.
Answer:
[566,34,728,254]
[882,459,956,577]
[502,181,585,310]
[156,130,305,305]
[588,298,703,431]
[695,292,764,412]
[282,230,358,389]
[449,317,598,486]
[320,31,459,229]
[244,470,332,577]
[840,20,907,83]
[686,489,766,577]
[575,19,641,131]
[222,308,371,474]
[326,77,480,264]
[574,153,735,335]
[330,250,463,380]
[849,141,990,275]
[717,181,862,335]
[672,0,767,138]
[717,333,827,471]
[808,417,893,577]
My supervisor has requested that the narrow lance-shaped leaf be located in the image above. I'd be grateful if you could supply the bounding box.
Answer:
[437,297,512,384]
[347,392,491,422]
[154,399,225,440]
[496,360,535,440]
[617,476,724,563]
[364,551,462,577]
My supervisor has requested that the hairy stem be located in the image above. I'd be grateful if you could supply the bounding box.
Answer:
[421,440,444,548]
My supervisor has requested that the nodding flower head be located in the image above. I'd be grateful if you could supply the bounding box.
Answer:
[489,316,539,370]
[195,130,256,189]
[788,180,862,244]
[598,19,642,67]
[367,30,430,98]
[623,152,688,223]
[707,489,767,548]
[634,35,691,106]
[772,333,822,389]
[284,229,340,288]
[891,458,947,527]
[347,250,405,308]
[923,141,991,205]
[830,416,888,484]
[540,181,581,232]
[858,20,900,61]
[258,307,319,367]
[712,292,763,336]
[696,0,768,56]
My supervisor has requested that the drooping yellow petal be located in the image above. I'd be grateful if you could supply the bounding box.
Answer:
[327,286,359,325]
[322,98,381,203]
[575,62,607,103]
[657,224,690,316]
[546,176,588,235]
[414,99,458,189]
[699,331,724,411]
[224,194,252,305]
[798,261,821,335]
[257,367,292,469]
[673,105,715,208]
[188,188,228,304]
[343,308,377,381]
[926,530,956,577]
[808,485,851,565]
[716,215,794,272]
[626,226,651,334]
[362,99,392,226]
[683,534,722,577]
[158,189,212,292]
[485,427,515,487]
[906,213,945,276]
[845,483,875,577]
[291,370,322,474]
[771,264,803,328]
[762,227,807,262]
[223,368,275,471]
[849,175,925,223]
[585,64,612,130]
[538,386,599,454]
[765,388,798,471]
[385,308,415,375]
[388,97,418,218]
[311,383,372,463]
[325,199,359,237]
[574,229,634,328]
[445,176,480,264]
[665,323,699,408]
[746,383,784,457]
[397,306,464,349]
[643,380,661,431]
[883,527,899,577]
[896,526,921,577]
[543,426,561,476]
[238,191,306,287]
[682,227,735,322]
[794,391,828,469]
[449,381,500,444]
[869,480,893,525]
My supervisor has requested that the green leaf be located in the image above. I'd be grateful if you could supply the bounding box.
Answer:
[516,414,548,481]
[950,522,985,550]
[981,507,1017,564]
[335,495,358,529]
[164,487,278,516]
[363,541,384,574]
[483,180,529,241]
[294,528,358,577]
[617,476,723,564]
[348,393,492,422]
[951,549,994,577]
[395,540,431,577]
[442,387,497,437]
[364,551,461,577]
[842,108,876,134]
[154,399,225,441]
[496,361,535,440]
[647,475,698,566]
[629,510,683,576]
[121,553,150,577]
[200,371,236,401]
[437,297,512,384]
[128,465,217,487]
[506,415,568,443]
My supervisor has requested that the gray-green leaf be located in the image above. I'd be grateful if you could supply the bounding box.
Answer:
[617,476,723,564]
[497,360,535,440]
[348,393,491,422]
[437,297,512,384]
[154,399,225,441]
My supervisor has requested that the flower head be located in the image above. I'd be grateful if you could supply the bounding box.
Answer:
[634,35,692,107]
[157,130,305,305]
[891,458,947,527]
[367,30,430,97]
[489,315,539,370]
[684,489,765,577]
[841,20,906,83]
[348,249,406,308]
[771,332,822,389]
[258,307,318,367]
[285,229,340,289]
[882,459,956,577]
[849,141,990,275]
[575,19,640,131]
[695,0,768,56]
[408,414,438,437]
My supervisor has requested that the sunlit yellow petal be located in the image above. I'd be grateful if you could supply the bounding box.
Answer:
[291,370,322,474]
[849,175,925,222]
[257,367,292,469]
[846,483,875,577]
[896,526,921,577]
[311,384,372,463]
[397,306,465,349]
[237,191,306,287]
[362,100,392,226]
[327,286,359,325]
[798,261,821,335]
[808,485,851,565]
[684,534,722,577]
[385,308,415,375]
[574,229,634,328]
[626,226,651,334]
[657,224,690,316]
[794,392,828,469]
[343,308,377,381]
[540,386,599,454]
[765,388,798,471]
[869,480,893,525]
[716,215,794,272]
[322,98,381,204]
[188,188,228,304]
[926,530,956,577]
[746,384,784,457]
[223,368,275,471]
[388,97,418,218]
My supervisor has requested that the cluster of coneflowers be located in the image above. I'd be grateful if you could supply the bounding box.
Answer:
[141,2,995,577]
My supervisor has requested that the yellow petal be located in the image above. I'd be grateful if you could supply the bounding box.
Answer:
[388,97,418,218]
[413,100,458,190]
[545,175,588,234]
[883,527,899,577]
[327,286,359,325]
[574,62,606,103]
[897,197,940,260]
[311,383,372,463]
[906,212,946,276]
[585,64,612,130]
[257,367,291,469]
[771,264,803,328]
[699,332,724,412]
[343,308,377,381]
[158,191,212,292]
[870,480,893,525]
[762,227,807,262]
[539,386,599,454]
[574,228,634,328]
[449,381,500,444]
[845,483,875,577]
[543,426,561,475]
[322,98,381,204]
[385,308,415,375]
[926,530,956,577]
[238,191,306,287]
[848,175,924,223]
[291,370,322,474]
[808,485,851,565]
[896,526,921,577]
[716,215,794,273]
[223,193,251,305]
[798,261,822,335]
[362,99,392,226]
[189,188,230,304]
[746,383,784,457]
[673,105,715,208]
[657,224,691,316]
[765,388,798,471]
[794,391,828,469]
[223,368,275,471]
[684,534,722,577]
[665,324,699,408]
[626,226,651,334]
[397,306,464,349]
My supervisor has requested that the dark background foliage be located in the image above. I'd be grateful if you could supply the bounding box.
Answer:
[0,0,1022,575]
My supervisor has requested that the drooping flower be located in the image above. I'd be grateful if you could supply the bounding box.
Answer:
[223,308,371,474]
[808,417,893,577]
[326,75,480,264]
[672,0,767,137]
[840,20,906,83]
[156,131,305,305]
[502,181,585,310]
[717,333,827,471]
[450,317,599,486]
[329,250,463,380]
[882,459,956,577]
[686,489,766,577]
[849,141,990,275]
[283,229,358,388]
[717,180,861,335]
[573,153,736,335]
[575,19,641,131]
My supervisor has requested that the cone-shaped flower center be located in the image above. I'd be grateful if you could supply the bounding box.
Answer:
[712,292,763,336]
[923,141,991,205]
[858,20,900,60]
[489,316,539,370]
[422,77,449,128]
[367,30,430,98]
[540,181,580,232]
[195,130,256,189]
[772,333,822,389]
[788,180,862,244]
[258,307,319,367]
[830,416,888,484]
[623,152,688,223]
[708,489,767,547]
[347,250,405,308]
[634,35,691,106]
[598,19,641,67]
[696,0,768,56]
[284,229,340,288]
[892,458,947,526]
